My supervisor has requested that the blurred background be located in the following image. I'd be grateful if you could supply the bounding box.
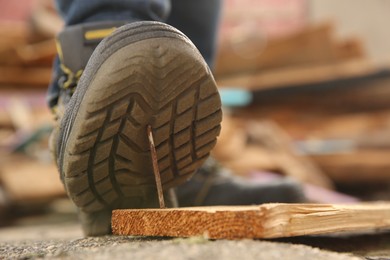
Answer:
[1,0,390,228]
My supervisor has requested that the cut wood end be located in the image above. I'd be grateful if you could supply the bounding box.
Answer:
[112,203,390,240]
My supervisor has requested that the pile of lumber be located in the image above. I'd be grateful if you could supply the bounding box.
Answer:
[213,117,333,189]
[214,22,390,190]
[0,92,65,223]
[0,0,61,87]
[215,23,365,79]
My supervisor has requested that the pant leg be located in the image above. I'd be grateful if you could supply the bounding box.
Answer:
[48,0,171,108]
[55,0,171,25]
[166,0,222,69]
[48,0,221,108]
[55,0,222,65]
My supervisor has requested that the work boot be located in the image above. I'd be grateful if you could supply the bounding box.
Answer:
[50,21,222,235]
[177,158,306,206]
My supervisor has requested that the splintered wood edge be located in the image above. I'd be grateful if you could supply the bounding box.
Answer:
[111,203,390,239]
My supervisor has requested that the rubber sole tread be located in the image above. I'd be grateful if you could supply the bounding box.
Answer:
[59,22,222,212]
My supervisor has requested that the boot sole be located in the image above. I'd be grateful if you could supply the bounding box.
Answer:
[57,22,222,212]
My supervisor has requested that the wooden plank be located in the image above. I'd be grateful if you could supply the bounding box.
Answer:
[241,110,390,142]
[335,38,365,61]
[217,59,375,90]
[213,118,333,188]
[231,73,390,124]
[215,23,364,77]
[0,66,52,86]
[15,39,56,66]
[246,121,333,188]
[215,23,333,76]
[0,23,27,44]
[310,151,390,184]
[112,203,390,239]
[29,1,63,38]
[0,155,65,202]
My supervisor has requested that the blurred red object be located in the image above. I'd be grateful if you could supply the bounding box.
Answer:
[0,0,38,22]
[221,0,308,41]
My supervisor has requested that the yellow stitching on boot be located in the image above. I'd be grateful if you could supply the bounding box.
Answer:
[56,39,75,89]
[84,28,116,40]
[60,65,83,89]
[75,69,83,79]
[55,39,64,62]
[60,64,74,89]
[51,105,58,115]
[71,70,83,94]
[56,38,83,90]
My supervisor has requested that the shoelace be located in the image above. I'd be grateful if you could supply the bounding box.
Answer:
[50,65,83,119]
[59,64,83,94]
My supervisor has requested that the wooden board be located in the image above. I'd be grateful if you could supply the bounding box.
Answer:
[216,59,375,91]
[0,66,52,86]
[213,117,333,188]
[0,154,65,202]
[214,23,364,77]
[310,151,390,184]
[112,203,390,239]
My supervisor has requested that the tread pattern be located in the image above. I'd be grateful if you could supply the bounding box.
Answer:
[61,35,222,212]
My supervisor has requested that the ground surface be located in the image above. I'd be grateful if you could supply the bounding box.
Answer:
[1,207,390,260]
[0,223,360,260]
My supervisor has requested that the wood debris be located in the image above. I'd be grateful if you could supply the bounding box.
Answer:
[0,154,65,203]
[0,0,61,88]
[214,21,390,189]
[215,23,365,77]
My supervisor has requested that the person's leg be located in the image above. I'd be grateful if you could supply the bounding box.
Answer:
[56,0,171,25]
[167,0,221,68]
[48,0,171,109]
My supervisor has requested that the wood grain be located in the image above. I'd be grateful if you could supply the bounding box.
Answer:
[112,203,390,239]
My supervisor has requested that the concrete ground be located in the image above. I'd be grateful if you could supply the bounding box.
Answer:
[1,204,389,260]
[0,222,361,260]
